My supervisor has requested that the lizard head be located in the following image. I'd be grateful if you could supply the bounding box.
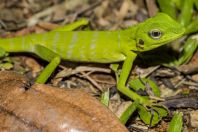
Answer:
[134,13,185,52]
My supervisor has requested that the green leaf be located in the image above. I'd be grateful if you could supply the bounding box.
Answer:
[129,78,160,97]
[178,0,194,27]
[0,63,13,70]
[185,18,198,34]
[138,105,168,126]
[171,0,182,9]
[153,106,168,118]
[176,38,198,66]
[195,0,198,10]
[129,78,145,91]
[100,89,110,106]
[157,0,177,19]
[0,47,8,58]
[0,56,13,70]
[168,112,183,132]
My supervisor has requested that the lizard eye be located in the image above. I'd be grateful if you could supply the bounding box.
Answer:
[149,29,162,39]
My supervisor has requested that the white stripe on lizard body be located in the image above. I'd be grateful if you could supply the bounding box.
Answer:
[89,32,98,58]
[52,32,60,53]
[66,32,78,58]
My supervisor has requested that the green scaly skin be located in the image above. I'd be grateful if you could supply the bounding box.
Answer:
[0,13,185,106]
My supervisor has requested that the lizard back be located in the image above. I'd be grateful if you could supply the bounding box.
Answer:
[32,31,126,63]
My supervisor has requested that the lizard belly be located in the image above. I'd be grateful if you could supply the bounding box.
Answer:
[62,50,126,63]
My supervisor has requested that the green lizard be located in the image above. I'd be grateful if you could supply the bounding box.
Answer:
[0,13,185,106]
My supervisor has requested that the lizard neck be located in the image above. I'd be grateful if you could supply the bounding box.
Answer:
[119,26,138,54]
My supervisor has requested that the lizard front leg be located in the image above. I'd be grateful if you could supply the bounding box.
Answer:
[117,51,151,106]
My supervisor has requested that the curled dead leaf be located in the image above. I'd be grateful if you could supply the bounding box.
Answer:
[0,71,128,132]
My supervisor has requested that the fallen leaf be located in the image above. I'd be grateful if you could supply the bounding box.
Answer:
[0,71,128,132]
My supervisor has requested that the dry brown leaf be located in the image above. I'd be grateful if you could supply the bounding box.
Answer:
[145,0,159,17]
[178,51,198,73]
[23,57,42,77]
[0,71,128,132]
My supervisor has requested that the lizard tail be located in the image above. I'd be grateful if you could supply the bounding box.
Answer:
[0,35,33,53]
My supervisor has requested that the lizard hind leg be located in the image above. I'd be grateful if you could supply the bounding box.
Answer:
[34,19,89,83]
[35,56,60,84]
[34,44,61,84]
[51,18,89,32]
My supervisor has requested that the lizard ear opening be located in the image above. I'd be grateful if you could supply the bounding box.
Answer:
[136,39,144,50]
[148,29,162,40]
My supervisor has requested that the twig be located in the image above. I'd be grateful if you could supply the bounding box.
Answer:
[149,96,165,101]
[27,5,59,26]
[145,0,159,17]
[0,20,7,29]
[79,71,103,91]
[182,81,198,87]
[175,78,186,88]
[77,0,102,16]
[142,65,160,78]
[56,65,111,78]
[62,0,103,25]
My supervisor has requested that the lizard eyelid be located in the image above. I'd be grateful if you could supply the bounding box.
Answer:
[148,29,162,39]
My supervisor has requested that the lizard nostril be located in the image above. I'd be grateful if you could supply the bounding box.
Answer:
[138,39,144,45]
[136,39,144,50]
